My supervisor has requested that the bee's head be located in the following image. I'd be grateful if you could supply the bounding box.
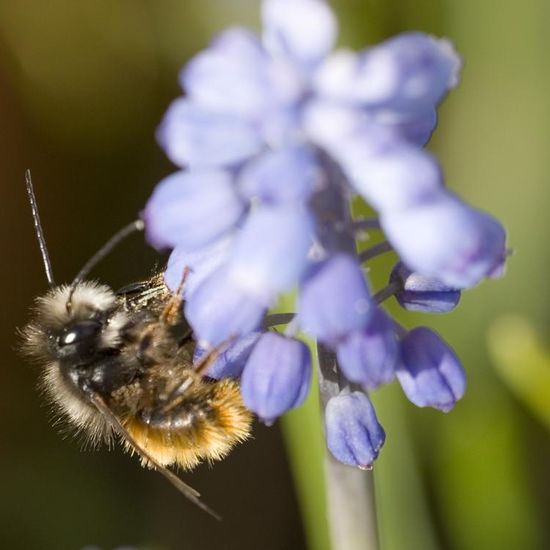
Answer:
[22,282,128,366]
[56,317,105,362]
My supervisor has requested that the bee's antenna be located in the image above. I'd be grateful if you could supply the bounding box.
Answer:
[25,170,56,288]
[66,218,145,313]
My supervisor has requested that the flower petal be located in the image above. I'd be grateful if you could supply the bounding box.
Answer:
[238,146,321,204]
[157,98,262,168]
[390,262,461,313]
[262,0,337,68]
[241,333,312,423]
[184,268,267,345]
[164,236,232,296]
[336,309,398,389]
[144,169,245,251]
[382,191,507,288]
[181,28,270,118]
[341,145,443,212]
[330,32,461,111]
[372,107,437,147]
[193,332,262,379]
[228,205,314,301]
[325,391,385,469]
[298,253,373,345]
[397,327,466,412]
[303,99,397,160]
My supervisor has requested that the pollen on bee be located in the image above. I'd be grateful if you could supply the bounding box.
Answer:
[122,379,253,470]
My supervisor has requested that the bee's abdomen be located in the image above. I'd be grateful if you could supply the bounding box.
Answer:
[123,379,252,470]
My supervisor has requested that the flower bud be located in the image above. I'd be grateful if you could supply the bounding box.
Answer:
[241,333,311,423]
[382,190,507,289]
[336,309,398,389]
[228,206,314,302]
[164,237,232,298]
[184,268,266,345]
[390,262,461,313]
[144,169,244,251]
[397,327,466,412]
[262,0,337,68]
[298,253,373,345]
[193,332,262,379]
[156,98,261,168]
[238,146,319,204]
[325,391,385,469]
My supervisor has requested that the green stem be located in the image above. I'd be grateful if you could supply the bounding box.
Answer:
[317,344,379,550]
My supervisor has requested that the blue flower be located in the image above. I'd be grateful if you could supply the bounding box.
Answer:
[381,190,507,289]
[144,0,507,469]
[397,327,466,412]
[298,253,374,346]
[241,333,312,424]
[390,262,461,313]
[336,308,398,390]
[194,332,262,379]
[144,170,244,251]
[325,391,386,469]
[184,269,267,346]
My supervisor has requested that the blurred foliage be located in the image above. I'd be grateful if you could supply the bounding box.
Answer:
[1,0,550,549]
[490,317,550,431]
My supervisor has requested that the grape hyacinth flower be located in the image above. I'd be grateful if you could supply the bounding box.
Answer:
[144,0,507,471]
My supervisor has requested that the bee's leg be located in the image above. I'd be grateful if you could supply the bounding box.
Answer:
[193,337,237,377]
[160,266,191,326]
[88,392,220,519]
[158,376,195,414]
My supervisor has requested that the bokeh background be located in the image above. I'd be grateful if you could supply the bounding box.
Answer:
[1,1,549,549]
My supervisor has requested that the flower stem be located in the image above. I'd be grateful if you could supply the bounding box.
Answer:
[358,241,393,263]
[263,312,295,328]
[317,344,380,550]
[352,217,381,231]
[308,152,381,549]
[373,279,401,304]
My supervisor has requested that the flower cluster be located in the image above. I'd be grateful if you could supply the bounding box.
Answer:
[144,0,507,468]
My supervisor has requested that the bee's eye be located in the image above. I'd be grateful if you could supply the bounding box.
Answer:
[59,320,102,347]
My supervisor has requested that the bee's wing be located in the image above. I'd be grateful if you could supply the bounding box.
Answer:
[89,392,221,520]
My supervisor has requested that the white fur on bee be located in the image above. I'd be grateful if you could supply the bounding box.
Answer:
[41,360,111,446]
[25,281,129,353]
[34,282,117,328]
[23,281,127,443]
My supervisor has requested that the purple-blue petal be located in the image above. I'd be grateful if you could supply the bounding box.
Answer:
[143,169,245,251]
[164,237,232,297]
[193,332,262,379]
[336,309,398,389]
[325,391,385,468]
[181,28,269,118]
[303,99,398,161]
[228,205,314,301]
[373,107,437,147]
[341,145,443,212]
[397,327,466,412]
[241,333,312,423]
[238,146,321,204]
[157,98,262,168]
[262,0,337,69]
[298,254,373,345]
[381,190,507,288]
[390,262,461,313]
[342,32,461,111]
[184,268,267,345]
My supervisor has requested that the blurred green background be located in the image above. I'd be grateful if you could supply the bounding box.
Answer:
[1,1,549,549]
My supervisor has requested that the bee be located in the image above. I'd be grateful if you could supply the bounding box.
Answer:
[20,171,252,517]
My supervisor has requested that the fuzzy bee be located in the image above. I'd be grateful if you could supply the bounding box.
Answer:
[21,171,252,517]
